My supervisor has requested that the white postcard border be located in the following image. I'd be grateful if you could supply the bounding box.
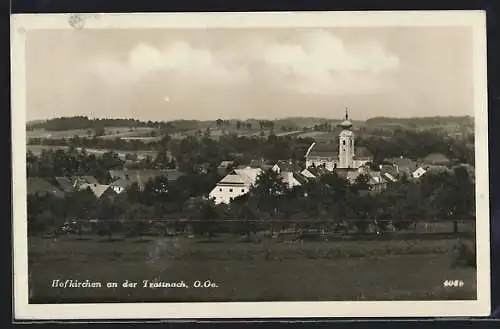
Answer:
[11,11,491,320]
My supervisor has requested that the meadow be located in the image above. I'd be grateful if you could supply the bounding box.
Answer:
[26,144,159,160]
[28,235,476,303]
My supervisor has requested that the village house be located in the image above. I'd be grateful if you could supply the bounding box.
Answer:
[378,164,399,182]
[272,160,302,174]
[27,177,65,198]
[279,171,310,189]
[412,166,427,179]
[385,156,419,178]
[54,175,99,193]
[345,165,388,194]
[209,167,263,204]
[108,169,184,193]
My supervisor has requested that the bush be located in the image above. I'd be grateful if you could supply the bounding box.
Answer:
[451,239,476,268]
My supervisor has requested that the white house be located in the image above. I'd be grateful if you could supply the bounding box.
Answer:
[412,166,427,179]
[209,167,262,204]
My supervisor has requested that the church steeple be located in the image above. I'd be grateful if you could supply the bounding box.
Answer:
[339,106,353,130]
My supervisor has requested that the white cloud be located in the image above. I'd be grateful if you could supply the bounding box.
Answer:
[261,31,400,94]
[89,41,249,86]
[88,31,400,95]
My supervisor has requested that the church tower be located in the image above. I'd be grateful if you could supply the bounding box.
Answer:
[338,107,355,169]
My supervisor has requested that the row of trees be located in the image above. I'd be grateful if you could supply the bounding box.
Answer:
[27,163,475,238]
[28,125,474,171]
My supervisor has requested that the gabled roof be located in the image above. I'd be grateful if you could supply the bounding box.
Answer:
[109,169,184,184]
[379,164,399,178]
[383,172,398,182]
[219,174,248,185]
[293,172,310,185]
[109,177,136,188]
[301,168,317,178]
[80,183,115,199]
[274,160,302,173]
[28,177,65,198]
[385,157,418,171]
[309,166,330,177]
[234,167,263,185]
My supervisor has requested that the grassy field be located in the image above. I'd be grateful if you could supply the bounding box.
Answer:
[27,127,159,141]
[26,145,159,160]
[28,235,476,303]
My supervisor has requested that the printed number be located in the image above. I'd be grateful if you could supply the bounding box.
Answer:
[443,280,464,288]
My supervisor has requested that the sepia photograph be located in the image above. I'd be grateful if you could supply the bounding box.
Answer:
[11,11,490,319]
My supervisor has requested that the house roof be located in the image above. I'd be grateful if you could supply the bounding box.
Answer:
[383,172,398,182]
[422,153,450,165]
[274,160,302,172]
[386,157,418,171]
[219,174,248,185]
[234,167,262,185]
[301,168,316,178]
[80,183,115,199]
[379,164,399,178]
[424,165,452,174]
[307,165,330,177]
[217,160,234,168]
[28,177,64,198]
[293,172,310,185]
[109,170,184,186]
[54,176,74,192]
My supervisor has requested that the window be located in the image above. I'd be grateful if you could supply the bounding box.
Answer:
[241,189,245,192]
[219,188,222,192]
[229,188,233,192]
[343,140,346,145]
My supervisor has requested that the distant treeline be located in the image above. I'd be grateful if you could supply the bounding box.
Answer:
[27,116,169,131]
[366,116,473,127]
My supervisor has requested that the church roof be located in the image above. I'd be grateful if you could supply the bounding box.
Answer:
[354,147,373,160]
[307,143,338,158]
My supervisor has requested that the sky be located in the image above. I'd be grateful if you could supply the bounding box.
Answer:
[26,26,474,122]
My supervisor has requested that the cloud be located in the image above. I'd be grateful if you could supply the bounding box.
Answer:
[261,31,400,94]
[87,30,400,95]
[89,41,249,86]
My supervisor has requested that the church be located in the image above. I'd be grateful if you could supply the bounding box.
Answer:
[305,109,373,171]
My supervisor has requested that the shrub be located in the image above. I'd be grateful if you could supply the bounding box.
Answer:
[451,239,476,268]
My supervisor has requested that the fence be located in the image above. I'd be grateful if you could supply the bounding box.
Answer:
[58,217,476,238]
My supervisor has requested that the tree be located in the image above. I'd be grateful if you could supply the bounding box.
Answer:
[192,200,219,240]
[122,203,153,240]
